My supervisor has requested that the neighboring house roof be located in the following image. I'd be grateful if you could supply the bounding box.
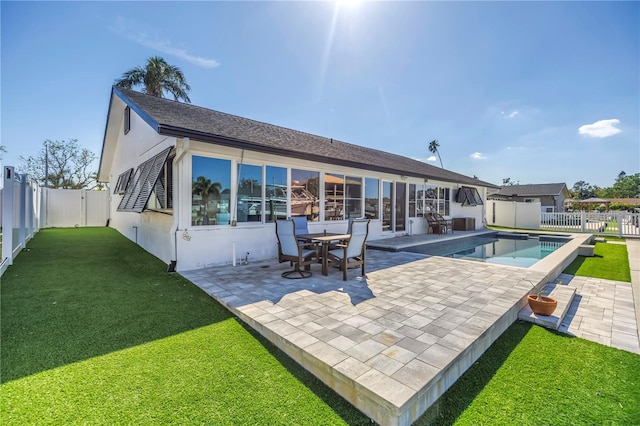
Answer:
[607,198,640,205]
[488,183,569,198]
[100,87,498,189]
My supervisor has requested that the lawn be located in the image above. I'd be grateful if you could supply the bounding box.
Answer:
[563,242,631,282]
[2,228,639,425]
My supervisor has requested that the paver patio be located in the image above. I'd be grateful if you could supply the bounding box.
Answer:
[180,235,640,425]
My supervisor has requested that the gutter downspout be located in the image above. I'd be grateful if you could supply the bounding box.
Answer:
[169,138,189,272]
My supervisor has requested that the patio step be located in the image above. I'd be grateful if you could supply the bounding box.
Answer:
[518,283,576,330]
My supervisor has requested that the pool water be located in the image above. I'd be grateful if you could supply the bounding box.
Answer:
[401,232,571,268]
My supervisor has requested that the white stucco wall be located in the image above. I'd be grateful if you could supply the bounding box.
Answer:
[105,101,178,265]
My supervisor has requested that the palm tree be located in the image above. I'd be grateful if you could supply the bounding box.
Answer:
[192,176,221,224]
[428,139,443,168]
[115,56,191,102]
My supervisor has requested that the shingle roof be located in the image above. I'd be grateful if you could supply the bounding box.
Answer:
[489,183,568,197]
[114,87,498,189]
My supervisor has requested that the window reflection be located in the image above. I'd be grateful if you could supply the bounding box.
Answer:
[266,165,287,222]
[291,169,320,222]
[365,178,379,220]
[192,156,231,226]
[237,163,262,223]
[325,173,344,221]
[421,185,450,216]
[345,176,362,218]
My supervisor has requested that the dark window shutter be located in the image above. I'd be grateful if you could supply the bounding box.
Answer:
[117,147,172,212]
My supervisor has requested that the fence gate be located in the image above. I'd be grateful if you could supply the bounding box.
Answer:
[43,188,109,228]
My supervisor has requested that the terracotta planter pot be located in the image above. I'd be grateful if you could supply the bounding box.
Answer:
[527,294,558,316]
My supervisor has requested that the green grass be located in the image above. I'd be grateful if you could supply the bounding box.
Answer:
[418,322,640,425]
[2,228,639,425]
[1,228,370,425]
[563,242,631,282]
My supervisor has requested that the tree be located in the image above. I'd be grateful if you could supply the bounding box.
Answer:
[192,176,221,224]
[428,139,443,168]
[610,173,640,198]
[502,177,519,186]
[0,145,6,162]
[19,139,97,189]
[571,181,596,199]
[114,56,191,102]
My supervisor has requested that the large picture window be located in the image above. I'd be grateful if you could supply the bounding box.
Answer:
[192,156,231,226]
[266,166,287,222]
[291,169,320,222]
[364,177,379,220]
[236,163,262,223]
[324,173,344,221]
[345,176,363,219]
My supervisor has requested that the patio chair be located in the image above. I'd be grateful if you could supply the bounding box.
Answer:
[291,216,309,235]
[326,219,370,281]
[425,213,444,234]
[434,213,453,234]
[276,219,318,279]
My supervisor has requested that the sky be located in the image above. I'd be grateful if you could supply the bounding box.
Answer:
[1,1,638,189]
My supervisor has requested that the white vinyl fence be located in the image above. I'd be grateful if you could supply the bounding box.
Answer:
[541,212,640,237]
[41,188,110,228]
[487,200,541,229]
[1,167,42,276]
[1,165,110,277]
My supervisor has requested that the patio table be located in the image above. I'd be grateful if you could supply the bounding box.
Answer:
[297,233,351,276]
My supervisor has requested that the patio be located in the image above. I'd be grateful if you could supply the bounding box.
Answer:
[181,232,553,425]
[182,229,640,425]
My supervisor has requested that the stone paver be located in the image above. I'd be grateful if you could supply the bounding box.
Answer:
[180,234,640,426]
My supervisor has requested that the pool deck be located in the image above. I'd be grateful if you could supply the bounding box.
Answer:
[180,231,639,426]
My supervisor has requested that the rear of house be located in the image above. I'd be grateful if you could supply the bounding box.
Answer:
[98,87,497,271]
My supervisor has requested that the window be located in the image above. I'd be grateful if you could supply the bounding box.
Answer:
[266,166,287,222]
[236,163,262,223]
[345,176,363,219]
[191,156,231,226]
[395,182,406,231]
[455,186,483,207]
[422,185,451,215]
[439,187,451,215]
[325,173,344,220]
[114,168,133,194]
[364,178,379,220]
[147,155,173,211]
[409,184,417,217]
[291,169,320,222]
[124,106,131,135]
[117,147,172,213]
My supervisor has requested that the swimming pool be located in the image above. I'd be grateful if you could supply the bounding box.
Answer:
[400,232,572,268]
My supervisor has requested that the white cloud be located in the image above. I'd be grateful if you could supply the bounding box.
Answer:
[500,110,519,119]
[111,18,220,69]
[426,155,437,162]
[470,152,487,160]
[578,119,621,138]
